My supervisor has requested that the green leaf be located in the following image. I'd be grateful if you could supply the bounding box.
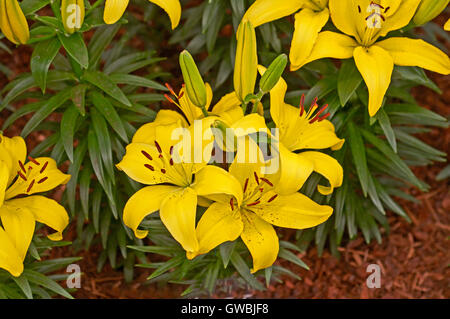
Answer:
[21,0,51,15]
[79,165,92,220]
[347,122,369,196]
[338,59,362,106]
[57,32,89,69]
[30,37,61,92]
[12,275,33,299]
[108,74,168,91]
[21,88,72,138]
[394,66,441,93]
[60,105,79,163]
[90,107,115,183]
[376,108,397,153]
[71,84,88,116]
[91,91,129,143]
[83,71,131,106]
[88,24,121,70]
[219,241,236,268]
[23,269,73,299]
[278,249,309,270]
[230,251,265,290]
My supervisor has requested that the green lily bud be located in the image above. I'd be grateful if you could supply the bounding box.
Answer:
[61,0,85,34]
[179,50,207,108]
[234,19,258,103]
[259,54,287,93]
[413,0,449,26]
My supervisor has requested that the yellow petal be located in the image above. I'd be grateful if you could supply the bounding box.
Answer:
[160,187,199,252]
[229,136,267,193]
[5,157,70,200]
[5,196,69,241]
[0,134,27,186]
[353,45,393,117]
[298,31,358,69]
[132,110,188,144]
[250,191,333,228]
[328,0,364,42]
[231,114,270,137]
[191,165,243,205]
[123,185,179,239]
[240,210,278,273]
[301,151,343,195]
[210,92,243,126]
[243,0,304,28]
[272,145,314,195]
[290,8,329,71]
[0,204,35,260]
[0,0,29,44]
[445,19,450,31]
[116,142,189,187]
[0,160,9,206]
[148,0,182,29]
[378,0,421,38]
[187,202,243,259]
[0,226,24,277]
[377,37,450,75]
[103,0,129,24]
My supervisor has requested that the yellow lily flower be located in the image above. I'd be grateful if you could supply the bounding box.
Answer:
[188,137,333,273]
[0,134,70,277]
[117,119,243,254]
[445,19,450,31]
[103,0,181,29]
[257,66,344,196]
[293,0,450,116]
[132,83,244,143]
[0,0,30,44]
[242,0,330,71]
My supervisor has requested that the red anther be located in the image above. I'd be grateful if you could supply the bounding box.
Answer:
[154,141,162,153]
[259,188,264,192]
[178,91,185,99]
[384,6,390,13]
[40,161,49,174]
[165,83,177,97]
[18,160,26,173]
[37,177,48,184]
[164,94,177,105]
[243,178,249,193]
[17,171,27,181]
[311,97,318,108]
[170,146,174,155]
[268,194,278,203]
[254,172,259,184]
[230,198,234,211]
[299,94,305,116]
[144,164,155,171]
[316,104,328,117]
[141,150,153,161]
[260,177,273,187]
[247,200,260,207]
[161,168,166,174]
[27,179,35,193]
[318,112,331,122]
[28,156,40,165]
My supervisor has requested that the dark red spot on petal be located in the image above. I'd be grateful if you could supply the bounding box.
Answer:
[161,168,166,174]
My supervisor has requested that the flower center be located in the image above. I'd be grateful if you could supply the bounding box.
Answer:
[358,2,391,46]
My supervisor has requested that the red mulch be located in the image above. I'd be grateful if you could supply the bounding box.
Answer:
[0,14,448,299]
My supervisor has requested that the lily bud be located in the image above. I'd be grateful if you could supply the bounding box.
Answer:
[259,54,287,93]
[61,0,85,34]
[179,50,207,108]
[0,0,29,44]
[234,19,258,103]
[413,0,449,26]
